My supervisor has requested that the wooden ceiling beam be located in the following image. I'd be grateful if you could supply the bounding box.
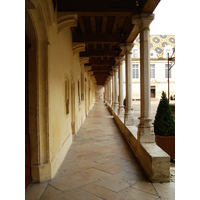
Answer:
[57,0,140,13]
[90,16,96,33]
[93,71,110,74]
[142,0,160,13]
[80,50,118,57]
[102,16,107,34]
[112,16,120,33]
[92,66,112,70]
[73,33,124,43]
[78,16,86,33]
[78,12,133,17]
[85,59,115,66]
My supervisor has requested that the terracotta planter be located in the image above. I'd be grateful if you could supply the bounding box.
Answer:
[156,135,175,159]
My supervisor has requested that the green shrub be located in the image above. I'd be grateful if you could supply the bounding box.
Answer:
[153,91,175,136]
[123,98,126,106]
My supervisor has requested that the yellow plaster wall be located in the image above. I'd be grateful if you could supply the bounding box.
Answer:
[48,27,74,177]
[26,0,97,182]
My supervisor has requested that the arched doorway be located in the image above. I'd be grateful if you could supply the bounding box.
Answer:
[25,3,49,187]
[25,32,31,188]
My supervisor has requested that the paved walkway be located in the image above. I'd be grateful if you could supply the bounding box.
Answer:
[26,100,175,200]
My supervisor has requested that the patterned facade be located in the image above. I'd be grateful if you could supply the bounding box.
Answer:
[127,35,175,99]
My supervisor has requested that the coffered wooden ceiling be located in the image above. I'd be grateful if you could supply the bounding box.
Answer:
[57,0,160,85]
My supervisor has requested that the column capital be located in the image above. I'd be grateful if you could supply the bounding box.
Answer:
[107,75,112,80]
[120,43,134,54]
[84,66,92,72]
[72,43,85,55]
[132,13,154,31]
[57,12,78,33]
[88,71,93,76]
[115,56,125,64]
[110,70,114,76]
[80,57,89,66]
[112,65,118,72]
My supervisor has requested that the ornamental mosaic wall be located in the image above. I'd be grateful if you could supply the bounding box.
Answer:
[134,35,175,59]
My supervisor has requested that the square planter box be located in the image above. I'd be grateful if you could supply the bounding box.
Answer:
[156,136,175,159]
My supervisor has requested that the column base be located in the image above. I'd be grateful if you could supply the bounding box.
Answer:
[113,103,119,114]
[118,106,124,117]
[137,123,155,143]
[109,101,112,107]
[124,110,134,126]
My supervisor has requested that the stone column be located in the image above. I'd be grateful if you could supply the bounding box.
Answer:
[108,76,112,106]
[120,43,134,125]
[106,79,109,105]
[115,57,125,117]
[132,13,155,142]
[111,71,115,110]
[105,83,108,104]
[113,66,119,113]
[106,81,109,104]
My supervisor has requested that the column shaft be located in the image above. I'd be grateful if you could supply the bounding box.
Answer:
[120,43,134,125]
[126,52,132,113]
[114,67,119,113]
[112,73,115,109]
[109,77,112,106]
[140,28,151,119]
[117,58,124,117]
[132,13,155,142]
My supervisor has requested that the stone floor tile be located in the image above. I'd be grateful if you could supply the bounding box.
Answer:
[131,181,157,195]
[66,159,100,172]
[106,187,159,200]
[40,185,64,200]
[73,168,111,181]
[25,182,48,200]
[94,160,126,174]
[59,189,103,200]
[81,183,115,199]
[114,170,143,186]
[94,175,130,192]
[153,182,175,200]
[49,168,110,192]
[91,153,120,164]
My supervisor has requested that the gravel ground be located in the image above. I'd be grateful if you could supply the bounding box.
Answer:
[132,99,175,126]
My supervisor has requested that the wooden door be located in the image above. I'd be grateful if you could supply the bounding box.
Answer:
[25,34,31,188]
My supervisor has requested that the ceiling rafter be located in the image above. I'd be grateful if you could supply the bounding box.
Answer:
[57,0,160,85]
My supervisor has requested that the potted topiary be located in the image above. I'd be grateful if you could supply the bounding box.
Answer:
[153,91,175,159]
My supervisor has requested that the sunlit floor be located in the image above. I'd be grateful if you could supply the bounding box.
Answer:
[25,100,175,200]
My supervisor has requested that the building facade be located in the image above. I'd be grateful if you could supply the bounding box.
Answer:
[130,35,175,100]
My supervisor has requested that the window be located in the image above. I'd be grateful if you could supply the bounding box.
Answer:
[65,78,69,114]
[132,46,140,58]
[132,64,139,79]
[165,64,171,78]
[150,64,155,78]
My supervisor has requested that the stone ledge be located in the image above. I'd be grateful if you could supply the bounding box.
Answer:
[106,104,170,182]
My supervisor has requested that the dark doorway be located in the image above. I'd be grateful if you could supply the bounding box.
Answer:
[151,86,156,98]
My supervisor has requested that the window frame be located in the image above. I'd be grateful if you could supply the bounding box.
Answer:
[150,64,155,78]
[132,64,139,79]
